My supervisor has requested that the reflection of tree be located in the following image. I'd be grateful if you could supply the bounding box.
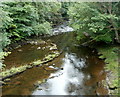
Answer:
[82,56,108,95]
[66,45,108,95]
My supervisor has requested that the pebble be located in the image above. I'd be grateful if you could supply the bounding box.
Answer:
[52,64,55,66]
[17,49,22,52]
[37,47,41,50]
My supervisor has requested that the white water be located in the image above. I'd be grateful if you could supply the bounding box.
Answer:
[32,53,90,95]
[52,24,74,35]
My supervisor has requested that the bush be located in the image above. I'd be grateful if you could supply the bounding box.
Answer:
[33,22,52,36]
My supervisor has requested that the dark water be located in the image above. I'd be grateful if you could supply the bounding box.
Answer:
[2,32,108,95]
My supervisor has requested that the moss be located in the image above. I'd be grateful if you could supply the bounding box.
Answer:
[33,52,60,66]
[97,46,119,95]
[4,78,10,82]
[0,52,60,80]
[33,60,43,66]
[0,65,29,80]
[0,81,6,85]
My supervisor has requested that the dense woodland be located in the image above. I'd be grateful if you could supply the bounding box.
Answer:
[0,2,120,95]
[0,2,120,51]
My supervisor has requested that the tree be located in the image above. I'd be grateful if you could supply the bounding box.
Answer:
[0,6,12,51]
[3,2,39,40]
[68,2,120,44]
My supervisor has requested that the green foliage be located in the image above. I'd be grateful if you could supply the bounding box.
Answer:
[68,2,120,43]
[0,7,13,30]
[33,22,52,36]
[0,52,11,69]
[0,7,11,51]
[3,2,39,40]
[0,33,11,51]
[60,2,71,19]
[0,2,67,51]
[98,46,119,95]
[33,2,62,24]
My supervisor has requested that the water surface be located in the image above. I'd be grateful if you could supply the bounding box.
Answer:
[2,32,108,95]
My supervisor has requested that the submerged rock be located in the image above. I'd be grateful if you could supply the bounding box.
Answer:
[34,79,46,87]
[17,49,22,52]
[14,81,21,85]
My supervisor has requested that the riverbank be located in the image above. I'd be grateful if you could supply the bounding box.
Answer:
[1,31,119,96]
[97,45,119,95]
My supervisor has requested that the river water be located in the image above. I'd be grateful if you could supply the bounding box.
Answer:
[2,32,108,95]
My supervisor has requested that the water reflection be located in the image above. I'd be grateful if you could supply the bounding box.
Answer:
[32,53,91,95]
[3,32,108,95]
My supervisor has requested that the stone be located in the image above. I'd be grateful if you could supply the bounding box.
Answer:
[60,67,64,70]
[44,66,56,71]
[34,42,38,45]
[42,47,46,50]
[38,88,43,90]
[52,64,55,66]
[50,45,57,50]
[46,46,51,48]
[38,41,46,45]
[37,47,41,50]
[17,49,22,52]
[4,78,10,82]
[44,66,59,71]
[50,43,55,46]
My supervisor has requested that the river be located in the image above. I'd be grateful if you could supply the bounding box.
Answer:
[2,32,108,95]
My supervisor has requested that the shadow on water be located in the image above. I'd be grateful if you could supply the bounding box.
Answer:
[2,32,108,95]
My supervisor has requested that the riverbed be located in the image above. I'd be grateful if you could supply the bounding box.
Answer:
[2,32,108,95]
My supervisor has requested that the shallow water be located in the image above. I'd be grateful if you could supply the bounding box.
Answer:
[4,43,50,69]
[2,32,108,95]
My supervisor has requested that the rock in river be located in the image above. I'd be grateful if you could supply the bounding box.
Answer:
[44,66,59,71]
